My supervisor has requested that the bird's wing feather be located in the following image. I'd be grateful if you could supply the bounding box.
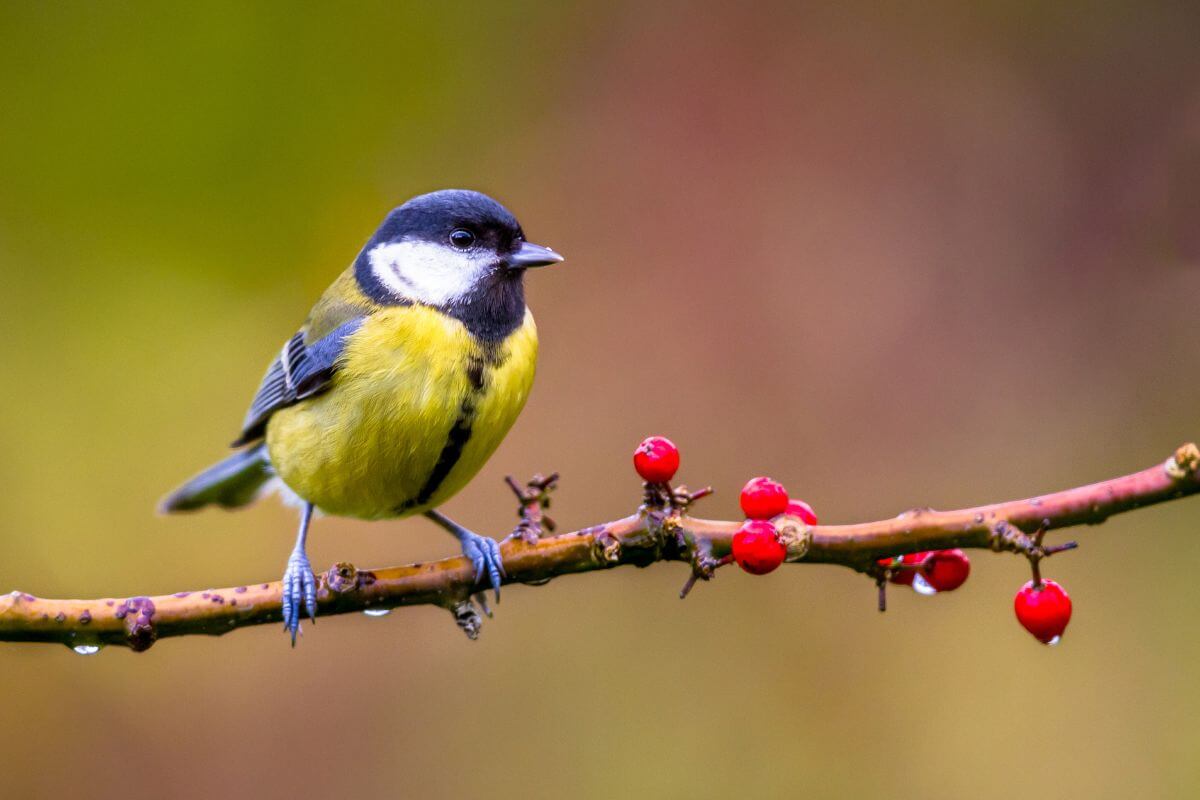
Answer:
[232,316,365,446]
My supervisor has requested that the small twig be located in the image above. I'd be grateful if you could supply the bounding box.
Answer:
[679,552,732,599]
[1016,525,1079,588]
[505,472,559,544]
[670,484,714,514]
[1029,526,1046,586]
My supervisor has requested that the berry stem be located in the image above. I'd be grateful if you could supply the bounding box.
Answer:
[1020,526,1077,589]
[1033,527,1048,549]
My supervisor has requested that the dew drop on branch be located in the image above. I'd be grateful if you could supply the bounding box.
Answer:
[362,608,391,617]
[71,644,102,655]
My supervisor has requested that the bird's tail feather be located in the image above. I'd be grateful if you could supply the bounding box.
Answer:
[159,443,274,513]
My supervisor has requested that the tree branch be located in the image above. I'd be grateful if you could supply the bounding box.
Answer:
[3,443,1198,653]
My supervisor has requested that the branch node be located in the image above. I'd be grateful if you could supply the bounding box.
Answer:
[595,529,622,564]
[642,508,683,563]
[988,520,1026,553]
[670,484,714,513]
[1166,443,1200,480]
[450,599,483,640]
[661,515,682,539]
[775,516,813,561]
[120,597,157,652]
[505,472,559,544]
[678,539,729,599]
[989,521,1080,587]
[325,562,376,595]
[642,482,672,510]
[326,562,358,594]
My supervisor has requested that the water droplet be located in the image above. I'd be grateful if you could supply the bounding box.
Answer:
[362,608,391,617]
[911,574,938,596]
[1045,635,1061,647]
[71,644,102,655]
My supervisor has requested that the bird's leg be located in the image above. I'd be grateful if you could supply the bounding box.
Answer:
[281,502,317,646]
[425,510,505,602]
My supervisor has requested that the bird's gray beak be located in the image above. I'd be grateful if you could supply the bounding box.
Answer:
[508,241,564,269]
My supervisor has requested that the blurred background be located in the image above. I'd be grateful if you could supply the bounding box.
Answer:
[1,2,1198,797]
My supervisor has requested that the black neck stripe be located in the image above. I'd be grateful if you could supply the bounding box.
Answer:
[409,400,476,509]
[397,351,503,512]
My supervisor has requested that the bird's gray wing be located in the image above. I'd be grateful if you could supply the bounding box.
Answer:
[231,317,364,447]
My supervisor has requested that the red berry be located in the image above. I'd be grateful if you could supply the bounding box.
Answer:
[1014,579,1072,645]
[877,552,928,586]
[740,476,789,519]
[633,436,680,483]
[921,549,971,592]
[731,519,787,575]
[783,499,818,526]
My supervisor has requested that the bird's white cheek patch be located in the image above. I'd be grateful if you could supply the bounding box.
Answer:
[368,240,487,306]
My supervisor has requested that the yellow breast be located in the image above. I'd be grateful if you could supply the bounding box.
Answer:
[265,304,537,519]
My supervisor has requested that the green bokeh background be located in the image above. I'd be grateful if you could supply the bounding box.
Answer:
[2,3,1199,797]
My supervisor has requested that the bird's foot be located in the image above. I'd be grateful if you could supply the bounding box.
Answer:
[281,549,317,646]
[459,530,506,602]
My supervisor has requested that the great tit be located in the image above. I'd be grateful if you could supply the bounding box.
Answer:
[161,190,564,643]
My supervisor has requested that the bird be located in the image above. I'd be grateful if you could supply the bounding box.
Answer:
[160,189,564,644]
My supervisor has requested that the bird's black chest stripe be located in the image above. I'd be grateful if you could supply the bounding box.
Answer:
[400,345,504,511]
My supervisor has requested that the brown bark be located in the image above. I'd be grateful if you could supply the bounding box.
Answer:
[3,444,1197,653]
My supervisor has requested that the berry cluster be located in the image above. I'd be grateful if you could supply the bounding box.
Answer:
[632,438,820,578]
[632,435,1075,647]
[875,546,1074,645]
[730,477,818,575]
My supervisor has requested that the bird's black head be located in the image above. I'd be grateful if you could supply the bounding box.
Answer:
[354,190,563,341]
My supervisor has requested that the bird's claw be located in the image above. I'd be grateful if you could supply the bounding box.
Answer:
[281,550,318,646]
[460,532,505,602]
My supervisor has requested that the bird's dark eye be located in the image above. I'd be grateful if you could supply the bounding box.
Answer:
[449,229,476,249]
